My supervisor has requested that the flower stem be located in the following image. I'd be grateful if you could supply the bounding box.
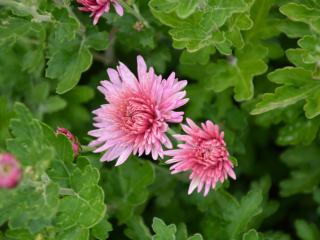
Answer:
[59,187,75,196]
[81,145,95,153]
[118,0,150,28]
[167,128,178,136]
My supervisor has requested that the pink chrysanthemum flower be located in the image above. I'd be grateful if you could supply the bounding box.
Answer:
[77,0,124,25]
[0,153,22,189]
[89,56,189,166]
[56,127,81,157]
[166,119,236,196]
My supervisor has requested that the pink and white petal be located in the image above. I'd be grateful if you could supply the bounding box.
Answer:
[112,1,124,16]
[115,147,132,166]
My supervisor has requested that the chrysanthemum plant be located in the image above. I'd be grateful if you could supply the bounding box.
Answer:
[1,0,320,239]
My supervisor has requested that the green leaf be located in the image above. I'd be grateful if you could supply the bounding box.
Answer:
[252,67,320,118]
[6,103,54,168]
[279,146,320,197]
[64,86,94,103]
[0,97,14,148]
[295,219,320,240]
[0,18,32,44]
[298,35,320,65]
[22,47,45,74]
[243,229,261,240]
[52,8,80,42]
[192,187,263,240]
[180,46,216,65]
[149,0,249,52]
[91,217,113,240]
[124,215,152,240]
[175,0,201,19]
[152,217,176,240]
[101,157,155,222]
[2,104,105,236]
[228,190,263,239]
[182,44,267,101]
[278,20,311,38]
[276,116,320,146]
[55,165,105,229]
[56,227,89,240]
[280,3,320,34]
[42,96,67,114]
[0,182,60,233]
[46,40,92,94]
[106,14,155,50]
[5,229,36,240]
[85,30,109,51]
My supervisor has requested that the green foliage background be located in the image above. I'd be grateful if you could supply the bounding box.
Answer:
[0,0,320,239]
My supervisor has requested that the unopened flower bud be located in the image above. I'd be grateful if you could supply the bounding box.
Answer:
[56,128,80,157]
[0,153,22,189]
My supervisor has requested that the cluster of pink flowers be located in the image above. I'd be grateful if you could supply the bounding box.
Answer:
[77,0,236,197]
[89,56,236,196]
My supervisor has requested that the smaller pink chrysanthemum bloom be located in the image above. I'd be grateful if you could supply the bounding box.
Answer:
[0,153,22,189]
[77,0,124,25]
[89,55,189,166]
[165,119,236,196]
[56,127,80,157]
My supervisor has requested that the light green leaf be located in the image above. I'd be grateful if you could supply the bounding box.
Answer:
[46,40,92,94]
[149,0,249,52]
[124,215,152,240]
[85,30,109,51]
[280,3,320,34]
[295,219,320,240]
[252,67,320,118]
[243,229,261,240]
[55,165,105,229]
[276,116,320,146]
[52,8,80,42]
[210,44,267,101]
[175,1,200,18]
[56,227,89,240]
[101,157,155,223]
[91,217,113,240]
[228,190,263,239]
[152,217,176,240]
[42,96,67,113]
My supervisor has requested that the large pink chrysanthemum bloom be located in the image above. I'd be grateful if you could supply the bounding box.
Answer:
[166,119,236,196]
[56,127,81,157]
[77,0,124,25]
[89,56,189,166]
[0,153,22,189]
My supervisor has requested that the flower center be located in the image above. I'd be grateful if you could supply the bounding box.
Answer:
[122,96,157,134]
[195,139,227,167]
[0,164,13,177]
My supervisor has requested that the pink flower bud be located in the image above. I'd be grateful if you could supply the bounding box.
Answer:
[56,128,80,157]
[0,153,22,189]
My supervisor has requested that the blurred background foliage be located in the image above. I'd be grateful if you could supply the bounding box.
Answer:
[0,0,320,239]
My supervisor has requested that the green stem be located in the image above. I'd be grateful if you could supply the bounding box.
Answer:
[59,187,75,196]
[167,128,178,136]
[81,145,95,153]
[118,0,150,28]
[0,0,52,22]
